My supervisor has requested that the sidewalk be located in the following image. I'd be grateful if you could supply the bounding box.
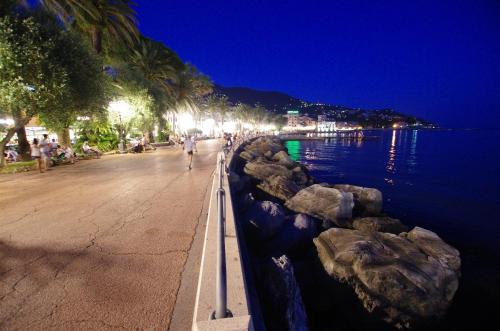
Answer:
[0,140,221,330]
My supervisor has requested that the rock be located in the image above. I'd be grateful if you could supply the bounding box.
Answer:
[285,184,354,228]
[264,150,273,159]
[257,175,300,201]
[245,137,285,157]
[228,171,248,193]
[291,167,310,187]
[267,214,318,255]
[244,160,292,181]
[334,184,383,216]
[272,150,296,168]
[239,150,257,162]
[244,200,286,240]
[314,227,461,329]
[405,226,461,273]
[238,192,255,213]
[352,216,408,234]
[261,255,309,331]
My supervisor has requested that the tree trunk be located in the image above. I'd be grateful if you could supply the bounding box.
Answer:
[0,127,16,168]
[16,125,31,161]
[91,27,103,54]
[58,128,71,147]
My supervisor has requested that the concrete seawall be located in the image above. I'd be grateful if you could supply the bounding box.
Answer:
[191,147,256,331]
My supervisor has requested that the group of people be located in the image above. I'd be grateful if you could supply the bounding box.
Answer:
[18,131,246,174]
[129,134,154,153]
[30,134,75,173]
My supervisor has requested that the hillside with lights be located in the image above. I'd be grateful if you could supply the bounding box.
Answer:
[215,85,436,128]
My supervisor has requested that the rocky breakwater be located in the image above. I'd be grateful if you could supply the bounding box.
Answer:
[230,136,461,330]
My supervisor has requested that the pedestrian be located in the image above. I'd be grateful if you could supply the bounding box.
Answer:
[31,138,44,173]
[40,134,51,168]
[183,135,196,170]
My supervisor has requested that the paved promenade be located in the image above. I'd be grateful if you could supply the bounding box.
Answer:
[0,140,221,330]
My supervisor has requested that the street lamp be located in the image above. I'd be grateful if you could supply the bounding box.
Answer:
[108,100,133,153]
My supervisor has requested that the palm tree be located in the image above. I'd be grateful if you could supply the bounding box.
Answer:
[40,0,139,54]
[234,103,252,132]
[171,65,213,113]
[207,94,230,132]
[128,36,183,97]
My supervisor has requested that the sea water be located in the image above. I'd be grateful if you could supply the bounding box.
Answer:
[285,129,500,330]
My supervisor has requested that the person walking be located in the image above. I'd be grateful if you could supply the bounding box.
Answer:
[183,135,196,170]
[31,138,44,173]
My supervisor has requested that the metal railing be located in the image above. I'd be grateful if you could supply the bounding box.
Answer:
[210,154,232,320]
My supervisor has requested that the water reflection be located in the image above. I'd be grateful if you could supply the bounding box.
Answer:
[284,140,301,161]
[386,130,397,173]
[408,130,418,173]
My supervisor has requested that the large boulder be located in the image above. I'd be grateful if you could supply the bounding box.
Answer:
[267,214,318,255]
[245,137,285,157]
[313,227,461,329]
[352,216,408,234]
[228,171,249,193]
[334,184,383,216]
[238,192,255,213]
[244,161,292,181]
[291,166,310,187]
[244,200,286,240]
[406,226,461,272]
[285,184,354,228]
[261,255,309,331]
[272,150,296,168]
[239,150,257,162]
[257,175,300,201]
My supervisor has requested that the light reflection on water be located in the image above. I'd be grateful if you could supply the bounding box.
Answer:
[284,129,500,330]
[286,130,500,240]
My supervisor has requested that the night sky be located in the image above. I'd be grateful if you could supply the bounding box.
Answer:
[137,0,500,128]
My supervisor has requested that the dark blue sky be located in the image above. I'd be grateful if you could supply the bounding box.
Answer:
[137,0,500,127]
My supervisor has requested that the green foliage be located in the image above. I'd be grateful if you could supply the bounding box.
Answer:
[0,15,67,119]
[37,20,110,132]
[74,118,119,152]
[156,121,171,142]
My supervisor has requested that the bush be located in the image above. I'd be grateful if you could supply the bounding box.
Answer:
[74,120,119,152]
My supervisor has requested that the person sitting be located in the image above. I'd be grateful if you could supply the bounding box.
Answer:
[82,141,101,158]
[65,145,75,163]
[5,147,18,162]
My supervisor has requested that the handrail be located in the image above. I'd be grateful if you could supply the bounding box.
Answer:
[211,154,232,319]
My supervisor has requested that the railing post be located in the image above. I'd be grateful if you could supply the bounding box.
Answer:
[211,155,232,320]
[215,187,227,319]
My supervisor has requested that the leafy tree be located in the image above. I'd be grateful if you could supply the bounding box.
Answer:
[0,15,67,165]
[38,21,110,146]
[0,11,110,166]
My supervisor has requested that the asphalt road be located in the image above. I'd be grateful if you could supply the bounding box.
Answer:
[0,139,221,330]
